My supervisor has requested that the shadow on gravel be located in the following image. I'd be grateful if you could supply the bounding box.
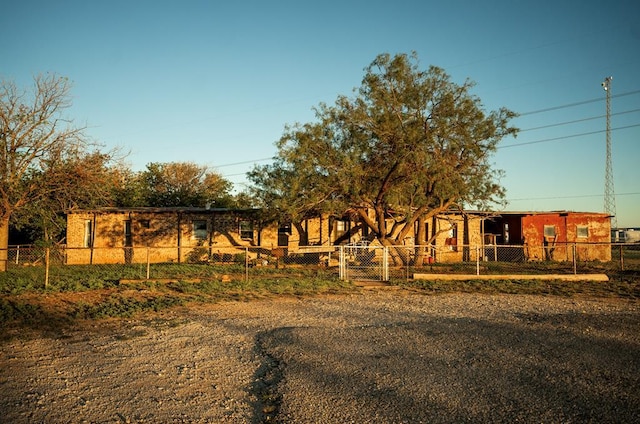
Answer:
[255,311,640,423]
[251,330,287,423]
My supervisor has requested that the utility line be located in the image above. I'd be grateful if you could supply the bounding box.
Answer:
[508,192,640,201]
[218,122,640,171]
[213,157,273,168]
[499,124,640,149]
[518,89,640,116]
[214,92,640,173]
[520,108,640,132]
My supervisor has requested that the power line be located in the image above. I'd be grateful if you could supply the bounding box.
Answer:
[217,122,640,174]
[214,108,640,170]
[507,191,640,202]
[214,93,640,175]
[518,89,640,116]
[520,108,640,132]
[212,157,273,168]
[498,124,640,149]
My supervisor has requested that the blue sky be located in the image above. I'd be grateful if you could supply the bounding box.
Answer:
[2,0,639,227]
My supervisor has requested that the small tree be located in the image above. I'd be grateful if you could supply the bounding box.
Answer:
[249,52,517,253]
[12,151,120,244]
[0,74,98,270]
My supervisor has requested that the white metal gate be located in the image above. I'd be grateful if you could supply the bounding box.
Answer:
[339,244,389,282]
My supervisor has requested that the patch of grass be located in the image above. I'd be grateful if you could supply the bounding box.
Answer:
[0,298,44,323]
[395,278,640,299]
[0,255,638,332]
[0,268,47,294]
[71,294,185,320]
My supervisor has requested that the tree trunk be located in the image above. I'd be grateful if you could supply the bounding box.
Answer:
[0,215,10,272]
[415,216,427,266]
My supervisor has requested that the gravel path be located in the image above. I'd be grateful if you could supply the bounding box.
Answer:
[1,291,639,423]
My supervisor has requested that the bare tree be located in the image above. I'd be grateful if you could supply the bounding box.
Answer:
[0,74,91,270]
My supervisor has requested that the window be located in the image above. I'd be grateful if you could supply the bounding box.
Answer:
[83,220,93,248]
[445,223,458,251]
[193,220,208,241]
[577,225,589,238]
[239,220,253,240]
[278,223,291,246]
[139,219,150,229]
[544,225,556,237]
[278,223,292,234]
[124,220,132,247]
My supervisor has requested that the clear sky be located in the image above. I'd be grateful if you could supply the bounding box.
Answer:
[2,0,639,227]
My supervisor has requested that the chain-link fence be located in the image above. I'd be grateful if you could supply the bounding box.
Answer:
[0,243,637,289]
[1,245,342,290]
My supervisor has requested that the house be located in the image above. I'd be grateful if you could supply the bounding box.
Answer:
[480,211,612,262]
[65,207,611,265]
[613,228,640,243]
[65,207,263,264]
[65,207,343,264]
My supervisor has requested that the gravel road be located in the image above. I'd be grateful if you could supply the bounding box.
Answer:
[1,291,639,423]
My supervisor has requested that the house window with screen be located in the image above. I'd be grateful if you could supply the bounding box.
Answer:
[445,223,458,251]
[83,220,93,248]
[577,225,589,238]
[239,220,254,240]
[124,220,132,247]
[193,220,208,241]
[544,225,556,238]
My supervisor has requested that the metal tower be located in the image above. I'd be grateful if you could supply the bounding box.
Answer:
[601,76,617,229]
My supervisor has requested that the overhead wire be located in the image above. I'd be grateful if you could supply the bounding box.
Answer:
[216,90,640,179]
[499,124,640,149]
[508,192,640,201]
[520,108,640,132]
[518,89,640,116]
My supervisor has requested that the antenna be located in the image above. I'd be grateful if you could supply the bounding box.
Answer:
[602,76,617,230]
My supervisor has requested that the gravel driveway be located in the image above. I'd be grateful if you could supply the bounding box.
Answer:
[1,291,639,423]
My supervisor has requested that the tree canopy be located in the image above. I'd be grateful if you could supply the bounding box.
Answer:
[0,74,120,268]
[11,151,120,244]
[112,162,235,208]
[249,52,518,246]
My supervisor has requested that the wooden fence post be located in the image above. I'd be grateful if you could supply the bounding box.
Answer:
[44,248,50,289]
[146,247,151,280]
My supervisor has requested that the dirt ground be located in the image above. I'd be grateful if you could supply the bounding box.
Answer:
[1,291,639,423]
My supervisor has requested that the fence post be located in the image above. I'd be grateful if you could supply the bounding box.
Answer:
[15,245,19,265]
[476,245,480,276]
[406,246,410,281]
[620,245,624,271]
[245,247,249,283]
[383,247,389,281]
[339,246,345,281]
[573,244,577,275]
[146,247,151,280]
[44,248,50,289]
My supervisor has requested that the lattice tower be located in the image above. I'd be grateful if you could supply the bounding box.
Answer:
[602,76,617,229]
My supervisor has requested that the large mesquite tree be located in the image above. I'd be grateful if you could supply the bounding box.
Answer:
[249,52,517,248]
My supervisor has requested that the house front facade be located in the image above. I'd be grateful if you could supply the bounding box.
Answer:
[481,211,612,262]
[65,208,611,265]
[65,207,264,264]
